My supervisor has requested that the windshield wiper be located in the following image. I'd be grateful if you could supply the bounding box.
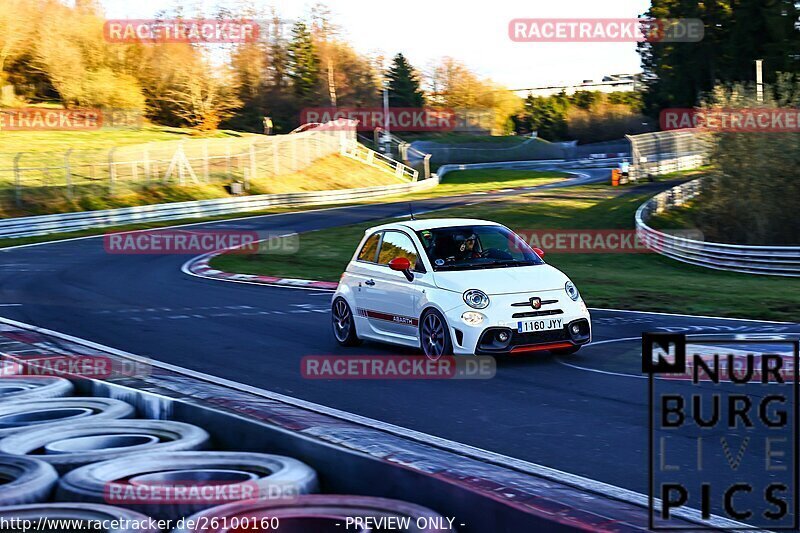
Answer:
[484,260,540,268]
[435,263,482,271]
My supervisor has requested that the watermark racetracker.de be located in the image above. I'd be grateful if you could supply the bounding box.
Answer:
[302,355,496,380]
[0,108,102,131]
[104,230,299,255]
[509,18,704,43]
[513,229,704,254]
[0,355,150,380]
[104,19,260,44]
[0,108,144,131]
[104,480,301,505]
[301,108,458,132]
[662,108,800,133]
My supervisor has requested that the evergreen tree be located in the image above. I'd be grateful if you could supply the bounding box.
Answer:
[287,22,320,104]
[386,53,424,107]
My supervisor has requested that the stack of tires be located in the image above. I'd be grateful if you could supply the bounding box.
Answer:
[0,376,452,532]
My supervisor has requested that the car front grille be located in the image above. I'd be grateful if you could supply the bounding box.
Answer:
[512,309,564,319]
[510,299,559,307]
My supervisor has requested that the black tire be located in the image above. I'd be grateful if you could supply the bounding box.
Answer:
[0,397,135,438]
[0,503,159,533]
[331,297,361,347]
[58,451,319,520]
[419,308,453,359]
[0,420,210,473]
[173,495,453,533]
[0,455,59,505]
[551,346,581,356]
[0,377,74,402]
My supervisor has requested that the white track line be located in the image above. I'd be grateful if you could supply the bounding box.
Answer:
[0,315,755,530]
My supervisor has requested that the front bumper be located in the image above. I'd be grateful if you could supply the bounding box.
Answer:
[473,318,591,355]
[443,294,591,355]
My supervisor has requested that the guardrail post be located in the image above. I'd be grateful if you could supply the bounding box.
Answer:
[13,152,23,207]
[108,147,117,195]
[398,142,409,165]
[64,149,73,201]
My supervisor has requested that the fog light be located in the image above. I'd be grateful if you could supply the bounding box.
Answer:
[461,311,485,326]
[570,324,581,335]
[497,331,510,342]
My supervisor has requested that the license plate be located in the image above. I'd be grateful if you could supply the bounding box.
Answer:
[517,318,563,333]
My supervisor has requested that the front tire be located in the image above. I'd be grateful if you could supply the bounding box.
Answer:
[332,297,361,347]
[419,309,453,360]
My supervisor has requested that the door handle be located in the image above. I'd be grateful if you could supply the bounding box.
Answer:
[364,279,376,286]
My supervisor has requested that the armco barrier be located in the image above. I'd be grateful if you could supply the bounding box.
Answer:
[635,179,800,276]
[0,178,439,239]
[0,317,748,531]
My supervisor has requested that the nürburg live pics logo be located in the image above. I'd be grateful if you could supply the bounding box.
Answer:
[644,332,799,530]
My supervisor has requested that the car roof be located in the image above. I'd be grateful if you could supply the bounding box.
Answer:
[365,218,501,234]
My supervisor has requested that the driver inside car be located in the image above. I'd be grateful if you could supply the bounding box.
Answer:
[456,233,481,260]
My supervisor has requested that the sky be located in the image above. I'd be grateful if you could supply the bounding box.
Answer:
[99,0,652,89]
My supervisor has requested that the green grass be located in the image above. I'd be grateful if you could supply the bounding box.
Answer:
[397,169,566,200]
[211,180,799,322]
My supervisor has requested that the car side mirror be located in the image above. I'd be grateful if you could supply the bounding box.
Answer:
[533,247,545,258]
[388,257,414,281]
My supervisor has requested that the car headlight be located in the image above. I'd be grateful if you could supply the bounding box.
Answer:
[461,311,485,326]
[463,289,490,309]
[565,281,580,301]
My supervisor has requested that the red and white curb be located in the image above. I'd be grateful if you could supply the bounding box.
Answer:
[182,252,338,291]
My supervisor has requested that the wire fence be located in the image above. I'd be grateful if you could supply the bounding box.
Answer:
[626,129,712,181]
[0,121,357,208]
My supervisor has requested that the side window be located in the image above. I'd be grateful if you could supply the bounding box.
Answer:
[357,232,381,263]
[377,231,418,267]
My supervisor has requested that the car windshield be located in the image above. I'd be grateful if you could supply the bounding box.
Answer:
[416,225,544,271]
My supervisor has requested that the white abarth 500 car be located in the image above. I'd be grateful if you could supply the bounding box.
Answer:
[331,218,591,358]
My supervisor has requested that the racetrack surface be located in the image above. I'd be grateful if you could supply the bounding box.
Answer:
[0,167,797,498]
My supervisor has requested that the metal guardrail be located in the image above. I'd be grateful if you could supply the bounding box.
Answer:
[0,177,439,239]
[635,179,800,277]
